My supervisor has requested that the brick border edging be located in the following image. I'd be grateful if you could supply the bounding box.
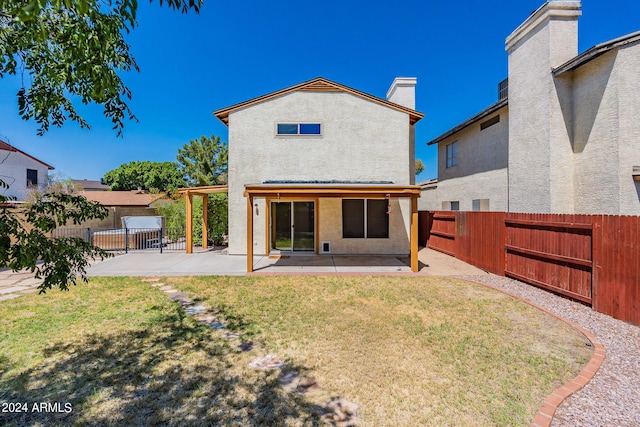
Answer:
[459,278,605,427]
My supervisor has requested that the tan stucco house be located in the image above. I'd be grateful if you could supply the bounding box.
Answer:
[200,77,424,271]
[422,0,640,215]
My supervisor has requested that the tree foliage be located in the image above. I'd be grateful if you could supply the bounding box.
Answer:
[415,158,425,175]
[0,189,111,292]
[0,0,202,136]
[102,160,187,192]
[156,193,228,246]
[177,135,228,186]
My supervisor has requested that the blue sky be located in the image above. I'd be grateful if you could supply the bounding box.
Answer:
[0,0,638,182]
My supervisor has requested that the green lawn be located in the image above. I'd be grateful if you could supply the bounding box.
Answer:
[0,276,592,426]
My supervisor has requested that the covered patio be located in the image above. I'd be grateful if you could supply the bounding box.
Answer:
[178,183,421,273]
[243,183,422,272]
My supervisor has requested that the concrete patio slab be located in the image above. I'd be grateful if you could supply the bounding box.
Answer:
[85,251,250,276]
[82,247,488,276]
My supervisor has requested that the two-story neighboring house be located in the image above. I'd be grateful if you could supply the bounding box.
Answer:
[0,140,54,201]
[209,77,424,271]
[422,0,640,215]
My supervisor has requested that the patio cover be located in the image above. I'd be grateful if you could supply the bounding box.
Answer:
[177,185,228,253]
[243,183,422,273]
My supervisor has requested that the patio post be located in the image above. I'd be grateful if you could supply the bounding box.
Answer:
[186,192,193,254]
[411,197,419,272]
[202,194,208,249]
[247,195,254,272]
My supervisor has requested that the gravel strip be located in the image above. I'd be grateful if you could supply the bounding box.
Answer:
[458,274,640,427]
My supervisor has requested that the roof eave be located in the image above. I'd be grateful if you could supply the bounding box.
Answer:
[426,98,508,146]
[212,77,424,126]
[553,30,640,76]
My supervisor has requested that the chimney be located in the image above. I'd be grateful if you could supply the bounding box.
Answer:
[505,0,582,214]
[386,77,417,110]
[505,1,582,67]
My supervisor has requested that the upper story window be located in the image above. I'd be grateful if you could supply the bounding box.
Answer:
[446,141,458,168]
[26,169,38,187]
[276,123,322,136]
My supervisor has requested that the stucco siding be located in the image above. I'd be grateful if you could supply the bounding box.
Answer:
[507,10,578,213]
[227,91,412,254]
[616,43,640,215]
[0,150,50,201]
[572,50,621,214]
[422,169,508,212]
[319,198,410,255]
[508,22,553,212]
[425,107,508,211]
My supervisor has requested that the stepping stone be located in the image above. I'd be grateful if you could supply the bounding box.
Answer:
[141,277,162,282]
[150,282,165,287]
[298,378,320,394]
[210,322,226,330]
[279,371,300,392]
[158,286,175,292]
[322,398,360,426]
[248,354,283,370]
[194,313,217,324]
[222,331,240,339]
[185,305,206,315]
[279,372,320,394]
[168,292,188,300]
[164,289,179,294]
[178,298,194,307]
[238,341,254,352]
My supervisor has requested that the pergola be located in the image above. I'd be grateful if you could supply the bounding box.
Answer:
[243,183,422,273]
[177,185,228,253]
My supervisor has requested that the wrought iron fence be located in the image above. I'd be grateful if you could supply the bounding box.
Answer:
[52,228,187,252]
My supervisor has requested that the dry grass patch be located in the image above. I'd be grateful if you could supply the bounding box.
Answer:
[0,276,591,426]
[175,276,592,426]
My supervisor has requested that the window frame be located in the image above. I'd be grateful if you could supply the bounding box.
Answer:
[342,198,389,239]
[276,122,323,137]
[26,168,38,187]
[446,141,458,168]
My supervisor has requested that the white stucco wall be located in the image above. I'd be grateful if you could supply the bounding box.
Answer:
[0,149,50,201]
[422,108,509,212]
[506,1,580,213]
[227,91,414,254]
[319,198,410,254]
[572,43,640,215]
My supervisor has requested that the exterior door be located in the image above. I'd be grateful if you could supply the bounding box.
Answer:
[271,201,314,251]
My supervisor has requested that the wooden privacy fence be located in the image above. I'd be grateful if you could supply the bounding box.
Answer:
[420,211,640,327]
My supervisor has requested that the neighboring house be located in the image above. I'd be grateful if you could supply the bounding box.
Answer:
[71,179,110,192]
[81,189,164,208]
[0,140,54,201]
[209,77,424,270]
[76,190,164,228]
[423,0,640,215]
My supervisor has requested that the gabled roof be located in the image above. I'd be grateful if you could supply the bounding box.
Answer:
[0,140,54,170]
[554,30,640,76]
[81,190,164,207]
[213,77,424,125]
[426,98,508,146]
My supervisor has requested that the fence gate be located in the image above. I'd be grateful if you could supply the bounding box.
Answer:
[504,214,593,305]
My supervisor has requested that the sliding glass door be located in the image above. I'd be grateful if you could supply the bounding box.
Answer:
[271,201,315,251]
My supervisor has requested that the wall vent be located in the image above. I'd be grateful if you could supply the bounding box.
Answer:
[321,241,331,254]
